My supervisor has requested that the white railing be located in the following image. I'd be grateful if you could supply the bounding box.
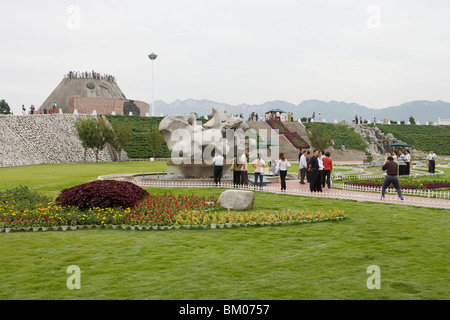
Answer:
[123,179,450,209]
[333,168,444,180]
[332,183,450,200]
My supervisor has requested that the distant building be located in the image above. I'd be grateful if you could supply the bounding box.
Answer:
[438,117,450,125]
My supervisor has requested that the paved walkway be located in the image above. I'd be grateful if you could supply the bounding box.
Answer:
[117,175,450,209]
[263,179,450,209]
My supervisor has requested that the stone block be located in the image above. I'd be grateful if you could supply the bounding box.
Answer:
[218,190,255,211]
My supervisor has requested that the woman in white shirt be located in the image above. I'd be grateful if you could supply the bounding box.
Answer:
[317,151,324,192]
[278,153,291,191]
[252,153,266,190]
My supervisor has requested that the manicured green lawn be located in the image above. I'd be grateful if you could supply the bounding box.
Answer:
[0,163,449,300]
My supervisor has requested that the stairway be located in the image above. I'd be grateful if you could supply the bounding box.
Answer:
[246,121,300,161]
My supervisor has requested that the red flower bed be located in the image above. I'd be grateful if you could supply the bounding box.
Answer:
[56,180,149,209]
[126,193,220,226]
[266,120,310,149]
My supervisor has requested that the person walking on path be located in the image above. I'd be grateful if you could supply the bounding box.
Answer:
[308,150,320,192]
[232,156,242,188]
[322,152,333,189]
[212,152,224,186]
[317,151,324,192]
[426,150,437,173]
[239,149,249,186]
[299,150,308,184]
[277,153,291,191]
[305,150,312,183]
[252,153,266,190]
[381,156,404,200]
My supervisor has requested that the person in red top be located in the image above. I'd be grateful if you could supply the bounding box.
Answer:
[322,152,333,188]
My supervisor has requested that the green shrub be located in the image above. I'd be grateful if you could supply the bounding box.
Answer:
[0,186,53,212]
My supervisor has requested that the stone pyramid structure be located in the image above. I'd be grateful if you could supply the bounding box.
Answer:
[39,74,149,116]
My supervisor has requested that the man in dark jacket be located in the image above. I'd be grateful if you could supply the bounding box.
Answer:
[381,156,404,200]
[308,150,320,192]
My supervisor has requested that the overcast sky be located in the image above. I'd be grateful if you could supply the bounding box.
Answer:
[1,0,449,115]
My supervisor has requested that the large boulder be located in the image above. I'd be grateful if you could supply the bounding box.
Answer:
[218,190,255,211]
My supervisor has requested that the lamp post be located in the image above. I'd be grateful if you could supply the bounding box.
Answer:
[148,53,158,117]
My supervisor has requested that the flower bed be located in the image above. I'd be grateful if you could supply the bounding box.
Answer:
[342,177,450,190]
[0,186,346,232]
[124,193,221,227]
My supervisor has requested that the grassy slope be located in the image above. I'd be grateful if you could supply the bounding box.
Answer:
[377,124,450,155]
[0,163,449,300]
[303,123,368,151]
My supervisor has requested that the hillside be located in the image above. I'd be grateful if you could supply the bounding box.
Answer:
[303,122,368,152]
[376,124,450,155]
[105,115,170,158]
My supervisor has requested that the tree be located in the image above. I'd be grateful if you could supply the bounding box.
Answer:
[307,124,336,152]
[144,125,164,158]
[74,117,114,162]
[409,116,416,125]
[0,100,11,114]
[109,121,133,162]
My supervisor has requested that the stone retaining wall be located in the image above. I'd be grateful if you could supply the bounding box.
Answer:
[0,115,119,167]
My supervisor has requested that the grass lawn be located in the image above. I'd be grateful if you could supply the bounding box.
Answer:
[0,162,449,300]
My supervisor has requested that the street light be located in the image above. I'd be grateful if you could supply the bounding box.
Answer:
[148,53,158,117]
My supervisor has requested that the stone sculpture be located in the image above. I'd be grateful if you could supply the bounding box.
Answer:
[159,109,256,178]
[159,109,253,164]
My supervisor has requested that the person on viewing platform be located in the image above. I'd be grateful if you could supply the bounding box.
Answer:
[426,150,437,174]
[381,156,404,200]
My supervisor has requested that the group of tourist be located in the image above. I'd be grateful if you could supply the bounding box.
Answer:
[264,112,295,122]
[22,102,60,115]
[249,112,260,121]
[298,149,333,192]
[380,149,438,201]
[386,150,411,175]
[212,148,334,193]
[212,149,251,188]
[65,70,117,83]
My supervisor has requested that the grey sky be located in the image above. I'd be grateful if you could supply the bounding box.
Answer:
[1,0,449,115]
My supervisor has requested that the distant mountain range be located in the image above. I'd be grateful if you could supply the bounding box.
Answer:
[153,99,450,124]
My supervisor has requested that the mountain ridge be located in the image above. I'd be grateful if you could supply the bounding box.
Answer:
[153,99,450,124]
